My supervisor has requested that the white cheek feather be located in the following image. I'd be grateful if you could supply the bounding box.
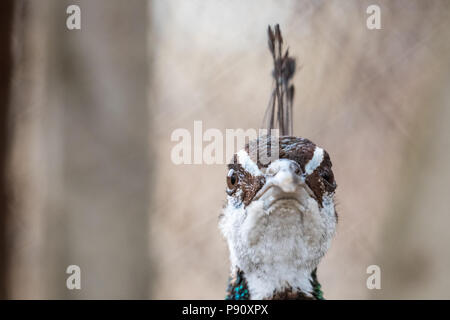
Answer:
[240,200,266,246]
[219,188,337,300]
[237,150,262,176]
[304,146,324,175]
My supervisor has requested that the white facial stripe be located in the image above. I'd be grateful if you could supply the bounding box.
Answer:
[237,150,262,176]
[304,146,324,175]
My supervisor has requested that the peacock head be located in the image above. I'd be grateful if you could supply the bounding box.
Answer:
[219,135,337,298]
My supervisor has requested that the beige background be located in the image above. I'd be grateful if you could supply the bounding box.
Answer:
[7,0,450,299]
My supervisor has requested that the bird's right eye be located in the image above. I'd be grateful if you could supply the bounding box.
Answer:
[227,169,239,190]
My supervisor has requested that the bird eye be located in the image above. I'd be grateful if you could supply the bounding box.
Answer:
[227,169,239,190]
[321,170,336,191]
[321,170,333,184]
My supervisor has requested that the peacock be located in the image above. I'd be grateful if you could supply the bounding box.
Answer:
[219,25,337,300]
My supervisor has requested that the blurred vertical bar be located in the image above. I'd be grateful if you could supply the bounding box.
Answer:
[41,0,151,299]
[8,0,51,298]
[8,0,151,298]
[0,0,14,300]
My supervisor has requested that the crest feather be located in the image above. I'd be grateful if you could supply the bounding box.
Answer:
[263,24,296,136]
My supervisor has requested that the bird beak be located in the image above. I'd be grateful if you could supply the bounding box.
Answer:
[253,159,314,203]
[270,165,300,193]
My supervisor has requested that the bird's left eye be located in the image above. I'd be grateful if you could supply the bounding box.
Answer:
[227,169,239,190]
[321,170,336,190]
[321,172,331,183]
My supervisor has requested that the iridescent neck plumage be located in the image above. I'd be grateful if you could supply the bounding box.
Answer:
[225,268,324,300]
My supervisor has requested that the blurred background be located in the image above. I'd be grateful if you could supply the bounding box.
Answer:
[0,0,449,299]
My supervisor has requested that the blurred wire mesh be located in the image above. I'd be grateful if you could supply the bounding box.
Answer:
[3,0,450,299]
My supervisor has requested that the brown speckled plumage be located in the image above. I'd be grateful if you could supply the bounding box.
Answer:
[231,136,337,209]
